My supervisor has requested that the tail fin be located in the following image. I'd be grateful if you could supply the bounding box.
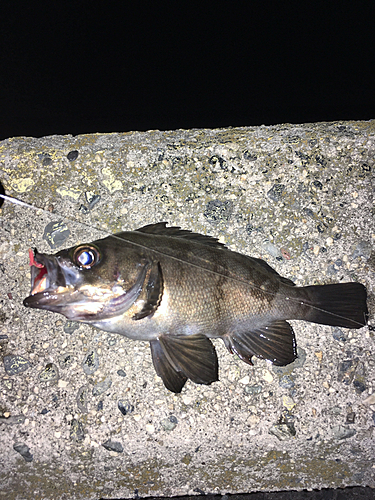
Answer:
[302,282,368,329]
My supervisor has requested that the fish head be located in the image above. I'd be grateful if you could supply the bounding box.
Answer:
[23,236,149,322]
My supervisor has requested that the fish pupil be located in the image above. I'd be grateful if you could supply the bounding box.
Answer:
[78,250,94,266]
[74,247,100,268]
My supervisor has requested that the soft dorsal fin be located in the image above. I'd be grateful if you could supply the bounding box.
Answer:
[135,222,226,249]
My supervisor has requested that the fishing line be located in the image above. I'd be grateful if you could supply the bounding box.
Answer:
[0,192,367,327]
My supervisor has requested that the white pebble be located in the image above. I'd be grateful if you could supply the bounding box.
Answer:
[262,370,273,383]
[239,375,250,385]
[182,395,192,405]
[146,423,155,433]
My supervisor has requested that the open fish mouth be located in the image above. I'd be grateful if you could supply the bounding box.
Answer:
[23,248,69,308]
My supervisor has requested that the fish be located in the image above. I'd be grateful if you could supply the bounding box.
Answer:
[23,222,368,393]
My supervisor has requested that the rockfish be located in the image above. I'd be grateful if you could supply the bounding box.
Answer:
[24,223,368,392]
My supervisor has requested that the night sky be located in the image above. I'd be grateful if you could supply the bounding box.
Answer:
[1,4,374,140]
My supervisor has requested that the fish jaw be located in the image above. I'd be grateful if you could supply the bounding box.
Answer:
[23,248,86,319]
[23,248,148,322]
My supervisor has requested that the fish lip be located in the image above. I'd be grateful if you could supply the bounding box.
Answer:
[23,249,68,308]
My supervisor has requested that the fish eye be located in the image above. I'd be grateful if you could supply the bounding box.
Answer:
[73,245,101,269]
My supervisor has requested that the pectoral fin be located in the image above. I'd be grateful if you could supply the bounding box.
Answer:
[150,339,187,393]
[224,320,297,366]
[150,335,219,393]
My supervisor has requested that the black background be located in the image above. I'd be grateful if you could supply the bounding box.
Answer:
[1,4,374,140]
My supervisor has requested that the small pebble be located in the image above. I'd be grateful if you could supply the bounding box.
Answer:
[2,378,14,391]
[107,336,117,346]
[244,385,262,395]
[332,327,346,342]
[262,370,273,383]
[58,353,74,368]
[278,376,295,389]
[338,358,358,385]
[13,443,33,462]
[3,355,31,375]
[352,241,371,260]
[70,419,85,442]
[67,150,79,161]
[82,349,99,375]
[332,425,356,440]
[118,400,134,415]
[315,351,323,362]
[280,248,291,260]
[313,245,320,256]
[247,414,260,427]
[282,395,295,411]
[43,221,71,249]
[88,194,101,210]
[146,423,155,433]
[64,321,79,335]
[77,385,89,413]
[182,395,192,405]
[346,412,356,424]
[92,378,112,396]
[269,417,296,440]
[161,416,178,431]
[267,184,285,202]
[102,440,123,453]
[262,240,283,260]
[39,363,59,383]
[239,375,250,385]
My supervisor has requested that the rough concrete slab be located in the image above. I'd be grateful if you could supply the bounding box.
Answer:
[0,121,374,500]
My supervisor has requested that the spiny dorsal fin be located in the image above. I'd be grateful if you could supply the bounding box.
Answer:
[135,222,226,249]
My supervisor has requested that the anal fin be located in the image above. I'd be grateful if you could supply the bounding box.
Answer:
[150,335,219,393]
[224,320,297,367]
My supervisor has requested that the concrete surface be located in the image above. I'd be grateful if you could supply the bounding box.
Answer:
[159,488,375,500]
[0,121,374,500]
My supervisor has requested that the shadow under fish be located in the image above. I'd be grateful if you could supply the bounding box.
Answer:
[24,223,368,393]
